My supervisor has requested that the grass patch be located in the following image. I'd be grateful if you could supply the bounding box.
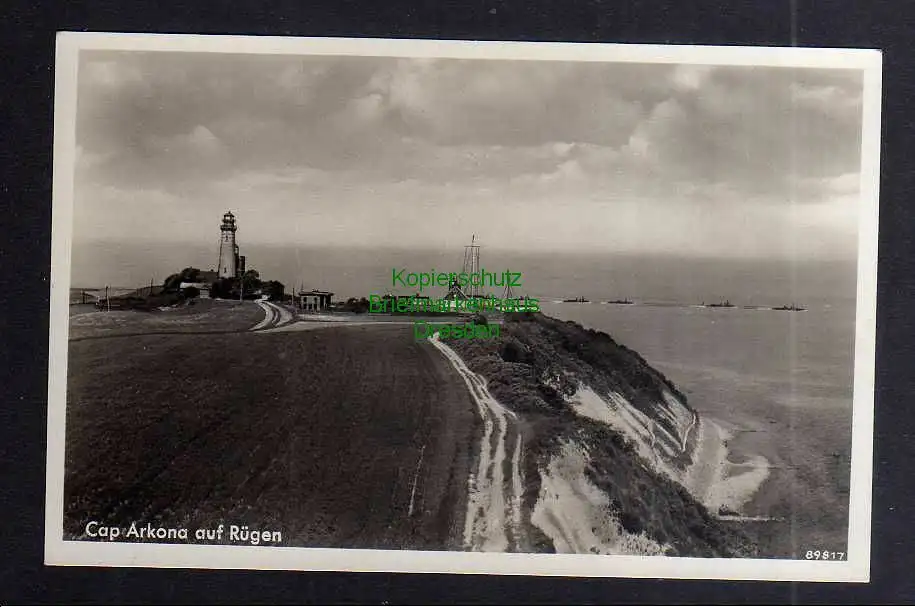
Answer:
[64,325,476,550]
[68,299,265,340]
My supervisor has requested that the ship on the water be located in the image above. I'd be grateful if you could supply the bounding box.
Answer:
[706,300,735,308]
[772,303,807,311]
[562,296,590,303]
[606,298,634,305]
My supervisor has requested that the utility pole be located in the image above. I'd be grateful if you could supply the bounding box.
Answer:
[105,285,110,312]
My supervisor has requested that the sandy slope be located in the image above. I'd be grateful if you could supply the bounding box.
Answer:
[566,382,770,512]
[527,381,772,552]
[530,440,668,555]
[684,418,771,513]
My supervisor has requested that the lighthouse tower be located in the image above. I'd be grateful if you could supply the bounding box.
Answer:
[217,211,238,279]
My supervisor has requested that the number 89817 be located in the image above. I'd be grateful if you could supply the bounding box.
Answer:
[804,550,846,560]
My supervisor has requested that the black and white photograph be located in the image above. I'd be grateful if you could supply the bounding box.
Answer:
[46,34,880,581]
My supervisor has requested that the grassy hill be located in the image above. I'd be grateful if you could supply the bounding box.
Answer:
[64,324,476,550]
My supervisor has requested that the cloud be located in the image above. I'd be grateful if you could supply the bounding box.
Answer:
[148,125,223,156]
[366,58,656,148]
[71,51,867,259]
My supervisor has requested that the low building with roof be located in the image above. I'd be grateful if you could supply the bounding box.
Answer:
[297,289,334,312]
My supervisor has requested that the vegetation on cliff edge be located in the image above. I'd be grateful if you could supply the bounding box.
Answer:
[447,312,754,558]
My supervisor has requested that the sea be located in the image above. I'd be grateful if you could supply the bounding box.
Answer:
[72,240,860,555]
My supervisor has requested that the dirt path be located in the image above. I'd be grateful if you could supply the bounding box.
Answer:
[265,320,416,333]
[252,300,295,330]
[427,333,524,552]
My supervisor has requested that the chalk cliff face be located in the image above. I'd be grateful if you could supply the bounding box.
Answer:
[447,313,753,558]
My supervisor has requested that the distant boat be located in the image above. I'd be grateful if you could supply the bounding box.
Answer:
[772,303,807,311]
[606,298,634,305]
[562,296,590,303]
[706,300,735,308]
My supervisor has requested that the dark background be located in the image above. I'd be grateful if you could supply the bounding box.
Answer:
[1,1,913,603]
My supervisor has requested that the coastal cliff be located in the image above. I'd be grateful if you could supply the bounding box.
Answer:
[446,312,754,557]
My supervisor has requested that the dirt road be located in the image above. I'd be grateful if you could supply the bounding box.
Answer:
[428,333,525,552]
[252,300,295,330]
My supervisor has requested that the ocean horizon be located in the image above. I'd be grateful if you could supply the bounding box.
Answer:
[71,239,858,305]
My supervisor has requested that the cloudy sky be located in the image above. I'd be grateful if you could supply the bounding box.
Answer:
[73,50,865,259]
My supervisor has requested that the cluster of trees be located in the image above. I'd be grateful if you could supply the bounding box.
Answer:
[162,267,285,301]
[162,267,203,292]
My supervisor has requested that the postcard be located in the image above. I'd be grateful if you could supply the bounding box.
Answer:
[47,32,881,581]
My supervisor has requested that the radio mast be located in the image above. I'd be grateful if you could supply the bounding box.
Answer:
[462,234,481,298]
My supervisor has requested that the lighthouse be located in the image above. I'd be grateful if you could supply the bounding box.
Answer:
[218,211,238,279]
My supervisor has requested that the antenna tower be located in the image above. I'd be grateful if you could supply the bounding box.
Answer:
[462,234,481,298]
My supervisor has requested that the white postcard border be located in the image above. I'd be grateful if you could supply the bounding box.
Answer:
[46,31,882,583]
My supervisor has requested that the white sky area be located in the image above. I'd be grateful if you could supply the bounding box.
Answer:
[73,51,865,259]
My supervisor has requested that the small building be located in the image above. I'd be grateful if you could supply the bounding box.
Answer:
[298,289,334,312]
[179,281,211,298]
